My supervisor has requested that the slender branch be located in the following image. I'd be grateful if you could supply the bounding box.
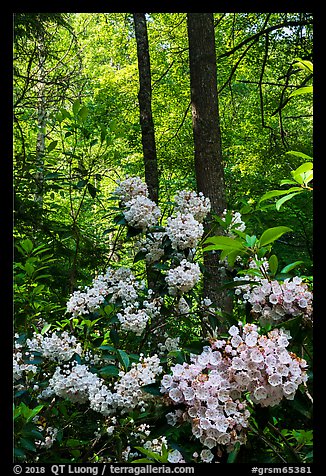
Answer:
[283,114,313,119]
[271,73,313,117]
[218,40,256,94]
[218,19,313,60]
[237,79,298,88]
[267,422,302,463]
[248,423,287,463]
[213,13,227,28]
[152,60,176,89]
[258,32,274,136]
[158,101,191,149]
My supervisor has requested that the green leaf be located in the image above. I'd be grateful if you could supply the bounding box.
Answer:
[280,261,304,274]
[153,262,169,270]
[293,58,313,73]
[245,235,257,248]
[19,239,34,254]
[87,183,97,198]
[66,438,82,447]
[116,349,130,371]
[103,228,116,235]
[258,226,292,247]
[110,329,119,348]
[290,164,313,186]
[44,172,61,180]
[285,151,312,161]
[20,437,36,452]
[26,404,44,422]
[301,170,313,184]
[134,250,147,263]
[289,86,313,98]
[61,108,71,120]
[99,365,120,377]
[168,350,186,364]
[292,162,313,175]
[113,214,128,226]
[226,249,241,268]
[22,427,44,441]
[134,446,165,463]
[260,187,303,204]
[268,255,278,276]
[183,340,205,354]
[227,442,241,463]
[47,140,58,152]
[141,383,162,396]
[276,192,301,210]
[259,189,290,203]
[72,99,81,116]
[203,235,245,251]
[99,344,115,351]
[14,447,26,458]
[126,226,143,238]
[77,179,88,188]
[100,124,107,143]
[41,323,51,335]
[78,105,88,120]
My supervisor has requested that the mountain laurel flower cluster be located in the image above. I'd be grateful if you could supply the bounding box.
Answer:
[123,195,161,231]
[160,323,307,452]
[14,335,38,382]
[166,213,204,250]
[66,266,161,335]
[114,176,149,205]
[165,259,201,295]
[174,190,211,223]
[222,209,246,234]
[135,232,165,264]
[41,354,163,416]
[26,331,82,363]
[117,297,162,335]
[35,426,59,449]
[66,266,140,317]
[234,275,313,324]
[114,175,160,231]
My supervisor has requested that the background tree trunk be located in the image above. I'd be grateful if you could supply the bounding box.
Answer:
[133,12,159,204]
[34,31,47,209]
[187,12,233,316]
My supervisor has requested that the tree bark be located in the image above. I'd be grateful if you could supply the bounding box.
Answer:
[187,13,232,316]
[133,13,159,204]
[34,31,47,209]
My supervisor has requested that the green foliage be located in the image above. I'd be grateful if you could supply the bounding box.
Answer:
[203,225,292,270]
[259,159,313,211]
[14,238,64,329]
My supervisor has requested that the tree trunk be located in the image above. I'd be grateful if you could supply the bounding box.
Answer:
[34,31,47,209]
[187,13,232,316]
[133,12,159,204]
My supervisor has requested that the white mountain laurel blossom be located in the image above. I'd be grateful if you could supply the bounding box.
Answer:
[114,176,149,204]
[123,195,161,231]
[174,190,211,223]
[165,259,201,295]
[41,355,163,417]
[166,213,204,250]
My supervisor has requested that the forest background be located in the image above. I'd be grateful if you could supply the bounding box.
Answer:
[13,12,314,465]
